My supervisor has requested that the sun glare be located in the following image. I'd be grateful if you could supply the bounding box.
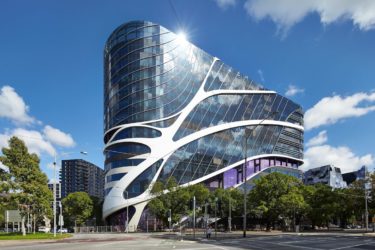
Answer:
[176,32,188,46]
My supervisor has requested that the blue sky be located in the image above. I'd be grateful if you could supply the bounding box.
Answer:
[0,0,374,181]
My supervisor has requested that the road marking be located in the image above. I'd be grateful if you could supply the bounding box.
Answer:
[263,241,324,250]
[330,242,375,250]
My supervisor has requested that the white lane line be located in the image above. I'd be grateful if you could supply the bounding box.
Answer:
[330,242,375,250]
[265,241,325,250]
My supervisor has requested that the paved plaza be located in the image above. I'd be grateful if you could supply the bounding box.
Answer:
[1,232,375,250]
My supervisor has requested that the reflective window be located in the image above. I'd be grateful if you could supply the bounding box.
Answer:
[159,125,300,185]
[125,160,163,198]
[147,115,179,128]
[173,93,300,141]
[107,173,126,183]
[105,142,150,159]
[113,127,161,140]
[104,22,214,131]
[105,159,145,172]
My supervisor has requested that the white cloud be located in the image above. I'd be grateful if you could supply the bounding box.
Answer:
[302,144,373,173]
[285,84,304,97]
[0,85,35,124]
[214,0,236,10]
[0,128,56,157]
[12,128,56,156]
[304,92,375,130]
[43,125,75,148]
[244,0,375,37]
[257,69,265,82]
[306,130,327,147]
[302,130,374,173]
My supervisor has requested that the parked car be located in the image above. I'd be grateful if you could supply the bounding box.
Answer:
[57,228,68,233]
[38,226,50,233]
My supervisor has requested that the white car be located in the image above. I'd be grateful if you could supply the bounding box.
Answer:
[38,226,50,233]
[57,228,68,233]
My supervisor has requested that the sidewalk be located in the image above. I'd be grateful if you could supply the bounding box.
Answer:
[155,230,375,241]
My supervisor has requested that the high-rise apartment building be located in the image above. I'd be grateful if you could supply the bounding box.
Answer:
[103,21,304,230]
[47,182,61,200]
[60,159,105,200]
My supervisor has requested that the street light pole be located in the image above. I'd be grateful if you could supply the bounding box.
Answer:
[365,166,369,232]
[214,198,218,238]
[53,154,57,237]
[243,137,248,238]
[243,111,278,238]
[124,191,129,233]
[193,196,196,238]
[229,194,232,233]
[169,209,172,232]
[59,201,63,235]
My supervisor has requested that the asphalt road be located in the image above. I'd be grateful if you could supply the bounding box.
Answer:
[1,233,375,250]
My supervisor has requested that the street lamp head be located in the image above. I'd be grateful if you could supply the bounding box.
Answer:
[80,151,88,155]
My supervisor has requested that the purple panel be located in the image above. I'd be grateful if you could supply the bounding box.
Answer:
[270,159,275,166]
[246,160,255,177]
[223,168,237,189]
[261,159,270,168]
[209,180,219,188]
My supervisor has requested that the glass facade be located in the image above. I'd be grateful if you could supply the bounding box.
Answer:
[103,21,304,229]
[104,21,213,132]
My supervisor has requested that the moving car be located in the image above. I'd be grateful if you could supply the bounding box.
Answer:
[57,228,68,233]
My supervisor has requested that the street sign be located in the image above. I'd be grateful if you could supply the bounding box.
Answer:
[168,217,171,222]
[5,210,22,223]
[59,215,64,226]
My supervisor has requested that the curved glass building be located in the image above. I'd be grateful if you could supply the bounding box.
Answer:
[103,21,304,230]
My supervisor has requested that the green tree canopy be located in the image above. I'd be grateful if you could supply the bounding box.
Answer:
[248,172,305,230]
[0,136,53,235]
[148,179,210,225]
[62,192,93,226]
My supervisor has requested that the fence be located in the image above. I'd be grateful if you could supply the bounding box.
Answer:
[74,225,138,233]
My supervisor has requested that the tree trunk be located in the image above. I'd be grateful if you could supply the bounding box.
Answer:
[21,216,26,236]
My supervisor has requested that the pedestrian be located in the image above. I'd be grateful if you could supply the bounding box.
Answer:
[206,226,212,239]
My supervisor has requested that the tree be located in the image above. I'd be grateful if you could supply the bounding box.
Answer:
[303,184,338,229]
[0,136,53,235]
[90,196,104,226]
[0,166,13,224]
[148,179,210,226]
[207,188,243,230]
[62,192,93,226]
[247,172,304,230]
[279,185,308,230]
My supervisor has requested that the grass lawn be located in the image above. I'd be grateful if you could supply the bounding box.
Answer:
[0,232,72,240]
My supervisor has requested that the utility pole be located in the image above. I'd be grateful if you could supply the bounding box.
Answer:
[228,195,232,233]
[193,196,196,238]
[204,203,208,232]
[169,209,172,232]
[243,139,247,238]
[59,201,63,235]
[214,198,218,238]
[123,191,129,233]
[243,111,278,238]
[365,166,369,232]
[146,214,148,233]
[53,154,57,237]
